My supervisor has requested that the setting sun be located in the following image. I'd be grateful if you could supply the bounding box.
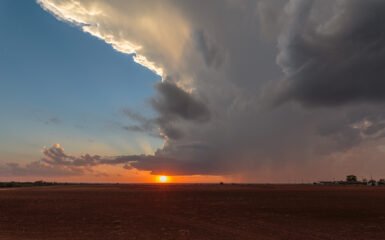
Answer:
[159,176,168,183]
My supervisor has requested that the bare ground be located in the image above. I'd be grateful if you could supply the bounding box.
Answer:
[0,184,384,240]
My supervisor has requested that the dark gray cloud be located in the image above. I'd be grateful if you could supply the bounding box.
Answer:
[151,81,210,122]
[149,80,210,140]
[193,30,224,68]
[276,0,385,106]
[122,81,211,140]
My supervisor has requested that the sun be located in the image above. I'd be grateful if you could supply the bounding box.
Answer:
[159,176,168,183]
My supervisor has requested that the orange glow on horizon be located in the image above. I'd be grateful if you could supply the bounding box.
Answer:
[9,164,226,183]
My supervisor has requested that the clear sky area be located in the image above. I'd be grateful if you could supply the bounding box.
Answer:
[0,0,168,182]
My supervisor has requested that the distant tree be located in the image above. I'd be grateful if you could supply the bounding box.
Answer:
[346,175,357,183]
[378,179,385,185]
[34,180,44,186]
[368,179,377,186]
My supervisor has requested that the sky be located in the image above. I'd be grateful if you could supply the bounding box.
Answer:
[1,0,385,183]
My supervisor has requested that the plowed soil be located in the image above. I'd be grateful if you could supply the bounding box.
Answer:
[0,184,384,240]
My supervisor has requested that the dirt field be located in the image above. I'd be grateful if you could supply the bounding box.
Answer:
[0,184,384,240]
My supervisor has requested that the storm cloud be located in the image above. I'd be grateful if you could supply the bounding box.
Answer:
[276,0,385,106]
[13,0,385,180]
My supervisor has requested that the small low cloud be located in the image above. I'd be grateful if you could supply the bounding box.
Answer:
[0,144,105,177]
[122,108,162,138]
[44,117,60,125]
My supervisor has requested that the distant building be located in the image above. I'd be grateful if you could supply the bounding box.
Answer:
[313,175,385,186]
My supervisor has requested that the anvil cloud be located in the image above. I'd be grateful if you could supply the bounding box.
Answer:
[7,0,385,181]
